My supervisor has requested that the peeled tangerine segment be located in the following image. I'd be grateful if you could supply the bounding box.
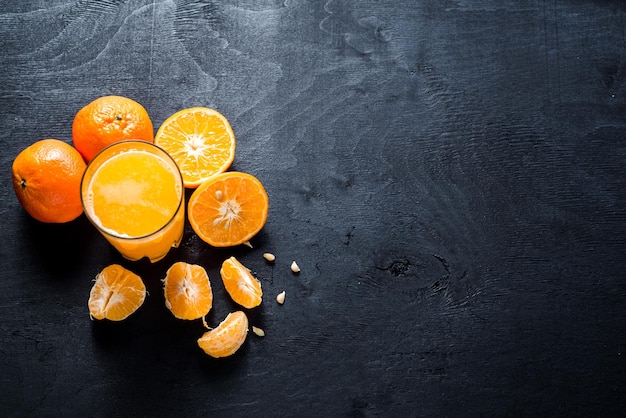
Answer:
[197,311,249,358]
[88,264,146,321]
[163,261,213,320]
[220,256,263,309]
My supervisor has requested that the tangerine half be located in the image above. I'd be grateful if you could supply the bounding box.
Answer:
[187,171,269,247]
[154,107,236,188]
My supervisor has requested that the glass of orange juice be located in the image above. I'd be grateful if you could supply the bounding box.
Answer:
[81,140,185,262]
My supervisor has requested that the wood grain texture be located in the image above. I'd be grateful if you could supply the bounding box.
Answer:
[1,0,625,416]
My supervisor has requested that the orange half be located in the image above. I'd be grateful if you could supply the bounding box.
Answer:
[197,311,249,358]
[188,171,269,247]
[220,256,263,309]
[88,264,146,321]
[162,261,213,320]
[154,107,236,188]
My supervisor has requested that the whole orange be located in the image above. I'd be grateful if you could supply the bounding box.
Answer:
[12,139,87,223]
[72,95,154,162]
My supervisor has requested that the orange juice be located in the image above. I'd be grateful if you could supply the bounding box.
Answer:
[81,141,184,262]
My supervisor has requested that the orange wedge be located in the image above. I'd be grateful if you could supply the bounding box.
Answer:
[220,256,263,309]
[88,264,146,321]
[154,107,236,188]
[197,311,249,358]
[162,261,213,321]
[188,171,269,247]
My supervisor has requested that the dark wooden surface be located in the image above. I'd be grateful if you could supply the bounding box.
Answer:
[1,1,625,416]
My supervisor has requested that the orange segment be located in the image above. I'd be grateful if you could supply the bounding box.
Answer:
[197,311,248,358]
[88,264,146,321]
[163,261,213,320]
[154,107,236,188]
[220,256,263,309]
[188,171,269,247]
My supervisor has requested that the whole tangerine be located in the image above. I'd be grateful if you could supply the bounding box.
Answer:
[72,95,154,162]
[12,139,87,223]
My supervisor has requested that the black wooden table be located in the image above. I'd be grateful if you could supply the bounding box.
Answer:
[1,1,624,416]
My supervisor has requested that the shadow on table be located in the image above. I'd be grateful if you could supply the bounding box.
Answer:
[18,212,108,276]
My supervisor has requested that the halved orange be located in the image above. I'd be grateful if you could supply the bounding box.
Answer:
[220,256,263,309]
[197,311,248,358]
[88,264,146,321]
[154,107,236,188]
[162,261,213,321]
[188,171,269,247]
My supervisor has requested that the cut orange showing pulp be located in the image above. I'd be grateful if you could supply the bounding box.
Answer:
[197,311,248,358]
[88,264,146,321]
[163,261,213,321]
[220,257,263,309]
[188,171,269,247]
[154,107,236,188]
